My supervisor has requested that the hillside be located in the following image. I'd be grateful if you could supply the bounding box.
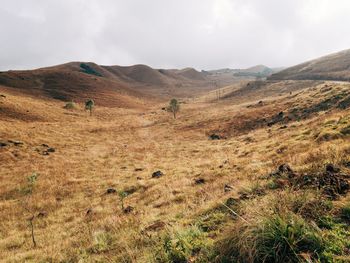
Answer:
[269,48,350,81]
[1,78,350,262]
[0,64,149,108]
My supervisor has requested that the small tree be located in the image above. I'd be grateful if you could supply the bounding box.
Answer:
[118,191,128,211]
[85,99,95,116]
[168,98,180,119]
[20,173,39,248]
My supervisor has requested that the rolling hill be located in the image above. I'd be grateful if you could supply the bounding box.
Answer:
[0,62,248,107]
[269,48,350,81]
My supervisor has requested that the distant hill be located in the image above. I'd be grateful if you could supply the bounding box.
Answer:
[0,61,280,107]
[0,62,241,106]
[233,65,275,78]
[269,49,350,81]
[204,65,282,85]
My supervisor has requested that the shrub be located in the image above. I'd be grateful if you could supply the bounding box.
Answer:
[85,99,95,116]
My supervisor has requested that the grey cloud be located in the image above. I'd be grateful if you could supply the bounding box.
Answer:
[1,0,350,71]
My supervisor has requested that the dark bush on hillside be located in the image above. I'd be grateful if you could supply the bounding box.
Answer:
[80,63,102,77]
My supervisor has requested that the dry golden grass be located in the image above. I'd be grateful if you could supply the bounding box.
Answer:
[1,81,350,262]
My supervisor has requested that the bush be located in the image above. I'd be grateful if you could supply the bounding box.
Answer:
[217,213,325,263]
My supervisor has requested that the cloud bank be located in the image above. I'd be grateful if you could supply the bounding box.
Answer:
[1,0,350,70]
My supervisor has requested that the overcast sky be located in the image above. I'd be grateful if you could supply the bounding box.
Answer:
[1,0,350,71]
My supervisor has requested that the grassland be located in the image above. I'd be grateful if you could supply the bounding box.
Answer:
[1,81,350,262]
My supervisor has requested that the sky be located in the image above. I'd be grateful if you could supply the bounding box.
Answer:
[1,0,350,71]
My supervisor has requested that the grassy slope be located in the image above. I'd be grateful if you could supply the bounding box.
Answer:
[0,81,350,262]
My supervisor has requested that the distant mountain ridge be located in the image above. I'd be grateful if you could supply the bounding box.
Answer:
[206,65,282,79]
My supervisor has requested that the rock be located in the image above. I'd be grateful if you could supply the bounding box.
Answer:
[0,94,6,98]
[316,172,349,199]
[342,161,350,168]
[194,178,205,185]
[134,168,143,172]
[224,184,233,192]
[209,134,221,140]
[270,164,295,178]
[325,164,340,173]
[106,188,117,194]
[123,206,134,214]
[274,179,291,189]
[86,208,93,215]
[267,112,285,127]
[8,140,23,146]
[239,193,249,200]
[46,147,55,153]
[42,144,49,147]
[136,176,142,180]
[152,170,164,178]
[124,186,137,195]
[279,125,288,129]
[0,142,8,147]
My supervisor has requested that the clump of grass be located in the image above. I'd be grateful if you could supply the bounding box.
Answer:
[89,230,114,253]
[289,191,333,221]
[63,101,76,110]
[153,225,214,263]
[217,212,325,262]
[20,173,39,195]
[197,209,229,233]
[315,129,343,142]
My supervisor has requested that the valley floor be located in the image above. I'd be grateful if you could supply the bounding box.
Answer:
[1,81,350,262]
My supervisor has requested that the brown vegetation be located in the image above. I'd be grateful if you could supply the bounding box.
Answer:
[1,78,350,262]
